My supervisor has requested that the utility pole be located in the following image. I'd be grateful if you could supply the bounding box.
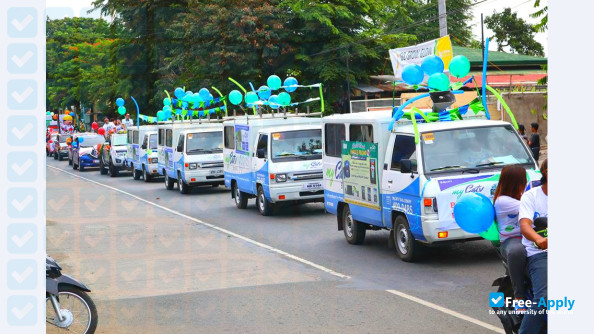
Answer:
[346,48,350,112]
[481,13,485,61]
[438,0,448,37]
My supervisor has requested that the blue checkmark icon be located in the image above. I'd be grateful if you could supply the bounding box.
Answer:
[489,292,505,307]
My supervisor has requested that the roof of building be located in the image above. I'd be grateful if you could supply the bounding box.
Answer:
[453,46,547,67]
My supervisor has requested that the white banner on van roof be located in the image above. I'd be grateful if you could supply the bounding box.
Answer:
[389,35,453,81]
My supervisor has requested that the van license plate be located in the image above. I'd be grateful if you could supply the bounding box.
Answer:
[303,182,322,190]
[210,169,223,175]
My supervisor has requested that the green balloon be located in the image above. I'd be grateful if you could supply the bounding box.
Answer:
[428,73,450,91]
[229,90,243,105]
[245,92,259,104]
[278,92,291,106]
[118,106,126,115]
[449,55,471,78]
[479,222,500,244]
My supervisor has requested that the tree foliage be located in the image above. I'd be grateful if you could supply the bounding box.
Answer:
[485,8,544,57]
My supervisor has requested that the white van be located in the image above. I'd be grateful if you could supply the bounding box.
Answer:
[157,122,224,194]
[125,126,159,182]
[322,109,540,261]
[223,116,324,216]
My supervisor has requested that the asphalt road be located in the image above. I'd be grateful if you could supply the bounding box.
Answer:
[46,157,505,333]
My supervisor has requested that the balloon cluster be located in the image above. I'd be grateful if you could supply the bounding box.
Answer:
[156,87,221,121]
[401,55,471,91]
[453,192,499,241]
[228,75,298,109]
[116,98,126,116]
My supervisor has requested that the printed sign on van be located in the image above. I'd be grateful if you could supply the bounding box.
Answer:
[235,125,250,155]
[341,141,380,210]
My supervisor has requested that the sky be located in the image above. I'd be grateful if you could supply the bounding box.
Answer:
[46,0,548,55]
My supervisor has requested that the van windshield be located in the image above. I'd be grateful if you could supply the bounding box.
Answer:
[271,129,322,162]
[422,125,534,174]
[111,134,128,146]
[149,134,158,150]
[186,131,223,155]
[78,136,105,147]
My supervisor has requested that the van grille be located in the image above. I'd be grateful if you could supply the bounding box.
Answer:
[290,171,323,181]
[198,162,224,169]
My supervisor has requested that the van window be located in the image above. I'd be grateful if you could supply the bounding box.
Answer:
[324,124,345,157]
[350,124,373,143]
[177,134,184,151]
[256,134,268,159]
[133,131,139,144]
[166,129,173,147]
[391,135,417,171]
[158,129,165,146]
[149,134,158,150]
[128,130,134,144]
[224,126,235,149]
[142,134,148,148]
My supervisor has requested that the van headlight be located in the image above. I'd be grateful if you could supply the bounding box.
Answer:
[276,174,287,182]
[150,158,158,164]
[188,163,198,170]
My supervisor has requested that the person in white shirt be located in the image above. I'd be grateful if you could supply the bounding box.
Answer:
[102,117,114,133]
[519,159,548,333]
[123,113,134,128]
[493,164,528,303]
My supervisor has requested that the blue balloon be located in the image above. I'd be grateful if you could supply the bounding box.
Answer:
[116,98,125,107]
[207,93,214,102]
[163,105,172,113]
[199,88,210,100]
[453,193,495,234]
[185,91,193,96]
[401,64,424,85]
[163,98,171,106]
[78,137,85,143]
[258,86,271,100]
[174,87,185,99]
[192,93,202,104]
[269,95,280,109]
[157,110,165,121]
[284,77,298,93]
[421,55,445,76]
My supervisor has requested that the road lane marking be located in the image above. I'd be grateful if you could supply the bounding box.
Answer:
[48,165,350,280]
[386,290,505,333]
[48,165,504,332]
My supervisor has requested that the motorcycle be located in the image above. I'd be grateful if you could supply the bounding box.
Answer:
[46,255,98,333]
[491,217,547,334]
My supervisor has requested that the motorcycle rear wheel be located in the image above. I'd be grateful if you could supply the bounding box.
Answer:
[46,285,98,334]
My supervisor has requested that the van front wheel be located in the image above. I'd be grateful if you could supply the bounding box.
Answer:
[256,186,273,216]
[394,215,420,262]
[343,205,365,245]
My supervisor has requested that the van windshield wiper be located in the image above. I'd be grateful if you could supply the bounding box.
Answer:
[430,165,465,171]
[475,162,505,167]
[187,148,213,153]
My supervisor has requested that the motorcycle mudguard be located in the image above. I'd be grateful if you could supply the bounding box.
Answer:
[46,274,91,295]
[492,275,508,287]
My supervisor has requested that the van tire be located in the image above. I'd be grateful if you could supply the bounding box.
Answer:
[133,166,141,180]
[100,158,108,175]
[178,171,190,194]
[143,165,152,182]
[164,171,175,190]
[393,215,420,262]
[256,185,273,216]
[233,182,248,209]
[343,205,366,245]
[109,160,118,177]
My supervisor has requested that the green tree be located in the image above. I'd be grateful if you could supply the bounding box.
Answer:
[485,8,544,56]
[531,0,547,33]
[46,17,114,112]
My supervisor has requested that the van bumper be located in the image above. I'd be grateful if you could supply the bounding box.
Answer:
[421,218,480,244]
[184,169,225,185]
[268,182,324,203]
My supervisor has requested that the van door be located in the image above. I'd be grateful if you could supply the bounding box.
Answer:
[174,134,185,179]
[253,133,268,195]
[382,134,421,232]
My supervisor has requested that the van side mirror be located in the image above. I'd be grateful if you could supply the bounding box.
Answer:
[256,149,266,159]
[400,159,412,174]
[177,144,183,153]
[142,143,147,150]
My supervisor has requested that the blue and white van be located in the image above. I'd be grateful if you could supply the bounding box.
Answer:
[125,126,159,182]
[223,116,323,216]
[157,122,224,194]
[322,110,540,261]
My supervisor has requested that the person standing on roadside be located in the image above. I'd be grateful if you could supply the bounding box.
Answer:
[528,123,540,161]
[518,124,528,145]
[519,159,548,333]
